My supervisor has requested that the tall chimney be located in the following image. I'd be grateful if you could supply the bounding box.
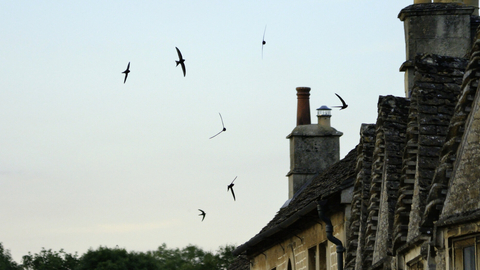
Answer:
[399,2,476,97]
[296,87,311,126]
[286,88,343,199]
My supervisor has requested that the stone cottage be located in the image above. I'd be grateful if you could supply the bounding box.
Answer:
[229,1,480,270]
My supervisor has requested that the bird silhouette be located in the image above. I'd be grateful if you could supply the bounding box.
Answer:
[227,176,237,201]
[209,113,226,139]
[332,93,348,110]
[262,25,267,59]
[122,62,130,83]
[198,209,206,221]
[175,47,186,77]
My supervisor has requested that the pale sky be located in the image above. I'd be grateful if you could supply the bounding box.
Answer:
[1,1,412,263]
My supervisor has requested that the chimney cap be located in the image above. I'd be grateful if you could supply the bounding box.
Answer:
[317,105,332,116]
[296,86,311,91]
[317,105,331,111]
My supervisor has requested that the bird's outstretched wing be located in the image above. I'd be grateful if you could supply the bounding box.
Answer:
[262,25,267,43]
[122,62,130,84]
[334,93,348,109]
[227,176,237,201]
[175,47,183,60]
[227,176,237,191]
[335,93,346,106]
[209,130,223,139]
[198,209,206,221]
[181,62,186,77]
[219,113,225,129]
[175,47,186,77]
[209,113,226,139]
[262,25,267,59]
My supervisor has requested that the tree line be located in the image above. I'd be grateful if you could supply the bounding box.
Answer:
[0,242,235,270]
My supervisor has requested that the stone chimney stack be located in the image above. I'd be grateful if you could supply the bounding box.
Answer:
[399,1,478,97]
[286,88,343,199]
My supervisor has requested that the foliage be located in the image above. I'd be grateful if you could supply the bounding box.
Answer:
[214,244,236,270]
[149,243,235,270]
[0,243,21,270]
[21,248,79,270]
[76,246,159,270]
[1,243,236,270]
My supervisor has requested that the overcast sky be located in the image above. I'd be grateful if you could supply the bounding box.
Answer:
[1,0,412,263]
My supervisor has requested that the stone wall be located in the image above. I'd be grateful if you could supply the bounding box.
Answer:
[249,212,346,270]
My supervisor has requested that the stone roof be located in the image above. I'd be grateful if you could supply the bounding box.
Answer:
[433,37,480,225]
[227,255,250,270]
[233,146,357,256]
[420,47,478,229]
[360,95,410,269]
[264,147,357,230]
[231,52,469,266]
[345,124,376,270]
[343,53,468,269]
[229,5,480,270]
[392,54,467,252]
[265,147,356,228]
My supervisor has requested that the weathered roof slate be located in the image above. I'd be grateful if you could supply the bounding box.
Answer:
[345,124,376,270]
[365,95,410,268]
[227,255,250,270]
[423,40,480,229]
[391,53,467,252]
[233,147,358,256]
[260,147,357,234]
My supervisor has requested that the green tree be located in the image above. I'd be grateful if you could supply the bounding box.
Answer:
[21,248,79,270]
[149,244,183,270]
[76,246,159,270]
[149,243,236,270]
[13,243,235,270]
[0,243,21,270]
[214,245,236,270]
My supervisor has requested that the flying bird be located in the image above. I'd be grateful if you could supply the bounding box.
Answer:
[262,25,267,59]
[227,176,237,201]
[332,93,348,110]
[122,62,130,83]
[175,47,186,77]
[209,113,226,139]
[198,209,206,221]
